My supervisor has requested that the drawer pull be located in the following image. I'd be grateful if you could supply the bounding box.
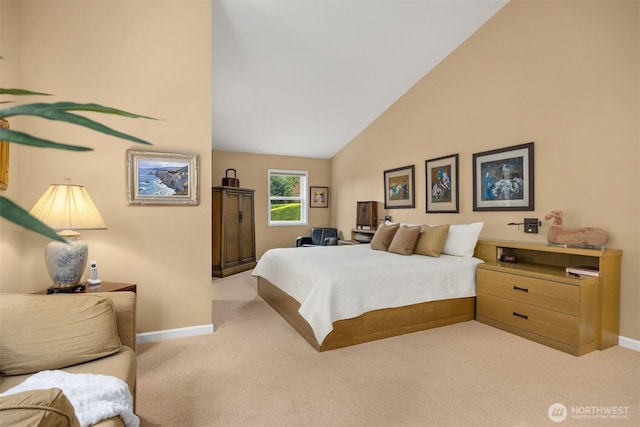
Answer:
[513,312,528,320]
[513,286,529,293]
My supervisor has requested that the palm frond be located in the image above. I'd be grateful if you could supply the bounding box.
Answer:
[0,89,51,96]
[0,88,155,242]
[0,196,66,243]
[0,102,155,146]
[0,128,93,151]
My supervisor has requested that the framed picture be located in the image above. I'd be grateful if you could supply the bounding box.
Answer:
[0,119,9,191]
[384,165,415,209]
[126,149,199,205]
[426,154,458,213]
[309,186,329,208]
[473,142,534,211]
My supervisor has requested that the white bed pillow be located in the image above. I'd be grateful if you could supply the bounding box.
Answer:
[441,222,484,257]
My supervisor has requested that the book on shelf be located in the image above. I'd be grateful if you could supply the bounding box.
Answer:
[566,265,600,277]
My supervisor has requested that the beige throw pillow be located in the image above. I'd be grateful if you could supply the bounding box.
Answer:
[370,223,399,251]
[388,225,422,255]
[414,224,450,257]
[0,388,80,427]
[0,294,122,376]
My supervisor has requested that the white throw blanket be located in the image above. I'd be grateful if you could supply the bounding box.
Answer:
[0,370,139,427]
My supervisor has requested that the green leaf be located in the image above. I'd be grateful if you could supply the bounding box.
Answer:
[0,128,93,151]
[0,89,52,96]
[47,102,157,120]
[0,88,155,243]
[0,196,67,243]
[0,102,155,146]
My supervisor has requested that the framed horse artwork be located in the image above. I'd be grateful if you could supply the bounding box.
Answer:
[472,142,534,211]
[426,154,459,213]
[384,164,415,209]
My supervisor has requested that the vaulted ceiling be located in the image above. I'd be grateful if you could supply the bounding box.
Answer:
[212,0,508,159]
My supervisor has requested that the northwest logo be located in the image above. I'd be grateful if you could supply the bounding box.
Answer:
[548,403,568,423]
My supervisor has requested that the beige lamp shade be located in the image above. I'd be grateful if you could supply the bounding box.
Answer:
[29,183,107,232]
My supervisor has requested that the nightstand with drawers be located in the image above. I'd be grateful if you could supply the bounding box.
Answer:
[474,240,622,356]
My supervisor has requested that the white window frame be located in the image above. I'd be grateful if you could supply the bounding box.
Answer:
[268,169,308,226]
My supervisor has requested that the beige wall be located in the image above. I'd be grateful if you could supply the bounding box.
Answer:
[0,1,213,334]
[212,151,331,257]
[332,0,639,340]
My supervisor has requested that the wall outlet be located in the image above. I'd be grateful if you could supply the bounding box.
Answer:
[524,218,540,234]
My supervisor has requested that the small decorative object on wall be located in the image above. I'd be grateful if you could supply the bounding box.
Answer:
[384,164,415,209]
[544,209,608,248]
[310,186,329,208]
[473,142,534,211]
[426,153,458,213]
[0,118,9,191]
[126,149,199,205]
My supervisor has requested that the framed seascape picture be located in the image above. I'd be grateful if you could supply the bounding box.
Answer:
[309,186,329,208]
[126,149,199,205]
[473,142,534,211]
[384,165,415,209]
[426,154,459,213]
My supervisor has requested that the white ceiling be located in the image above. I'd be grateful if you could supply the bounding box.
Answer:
[212,0,508,159]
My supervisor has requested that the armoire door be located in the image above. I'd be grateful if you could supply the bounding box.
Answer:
[238,193,255,263]
[224,191,241,267]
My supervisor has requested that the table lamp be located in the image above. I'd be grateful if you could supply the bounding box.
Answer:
[29,179,107,293]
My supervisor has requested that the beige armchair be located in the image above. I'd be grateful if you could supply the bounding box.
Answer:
[0,292,137,427]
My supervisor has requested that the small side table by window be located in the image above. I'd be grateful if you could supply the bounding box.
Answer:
[34,282,137,295]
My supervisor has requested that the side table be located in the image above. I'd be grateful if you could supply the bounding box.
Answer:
[34,282,137,295]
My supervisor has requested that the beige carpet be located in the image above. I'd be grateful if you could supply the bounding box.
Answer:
[136,270,639,427]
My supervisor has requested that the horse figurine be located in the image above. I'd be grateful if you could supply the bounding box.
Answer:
[543,210,608,247]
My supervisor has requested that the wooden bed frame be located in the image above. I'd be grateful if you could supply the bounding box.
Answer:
[258,277,476,351]
[257,241,494,352]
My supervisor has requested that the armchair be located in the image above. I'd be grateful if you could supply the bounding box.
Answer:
[296,227,338,247]
[0,292,137,427]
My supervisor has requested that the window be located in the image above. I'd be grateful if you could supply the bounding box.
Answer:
[268,169,308,226]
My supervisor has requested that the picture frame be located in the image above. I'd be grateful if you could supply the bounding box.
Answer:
[126,149,199,205]
[426,153,459,213]
[0,119,9,191]
[473,142,534,211]
[384,165,415,209]
[309,186,329,208]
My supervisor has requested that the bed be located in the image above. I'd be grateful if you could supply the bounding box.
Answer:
[252,224,488,351]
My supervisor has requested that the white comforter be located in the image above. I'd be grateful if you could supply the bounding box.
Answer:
[252,244,483,344]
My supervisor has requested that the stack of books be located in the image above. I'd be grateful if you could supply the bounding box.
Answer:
[566,265,600,277]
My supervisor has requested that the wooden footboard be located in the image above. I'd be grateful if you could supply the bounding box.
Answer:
[257,277,475,351]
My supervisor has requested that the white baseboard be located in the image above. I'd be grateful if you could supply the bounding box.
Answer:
[136,323,214,344]
[136,324,639,352]
[619,335,640,352]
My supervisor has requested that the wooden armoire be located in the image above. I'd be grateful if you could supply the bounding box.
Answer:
[356,201,378,230]
[212,186,256,277]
